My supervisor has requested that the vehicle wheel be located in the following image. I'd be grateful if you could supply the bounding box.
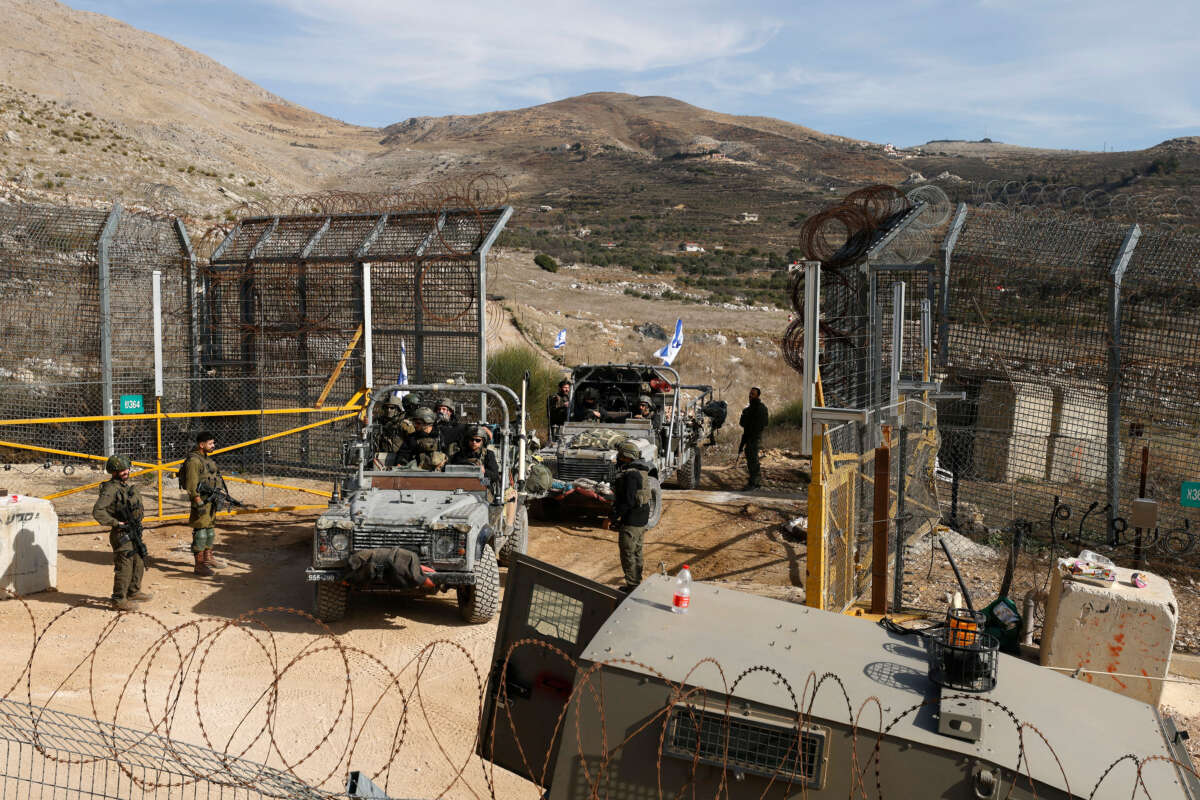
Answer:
[675,446,701,490]
[458,544,500,623]
[646,478,663,529]
[314,581,348,623]
[499,504,529,566]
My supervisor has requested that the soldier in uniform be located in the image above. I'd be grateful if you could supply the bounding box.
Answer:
[397,407,448,470]
[181,431,222,576]
[452,425,500,493]
[602,440,653,593]
[373,393,414,467]
[738,387,769,490]
[546,379,571,429]
[92,455,153,610]
[433,395,466,457]
[632,394,662,427]
[571,386,602,421]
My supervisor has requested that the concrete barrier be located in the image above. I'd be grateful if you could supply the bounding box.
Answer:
[0,493,58,596]
[1041,563,1177,705]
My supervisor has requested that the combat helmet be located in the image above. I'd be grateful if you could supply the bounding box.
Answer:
[616,440,640,461]
[470,425,491,442]
[105,454,131,473]
[412,407,437,425]
[637,394,653,407]
[401,393,421,414]
[381,393,405,409]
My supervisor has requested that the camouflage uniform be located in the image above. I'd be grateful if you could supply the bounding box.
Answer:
[92,468,146,606]
[609,442,653,590]
[181,447,220,558]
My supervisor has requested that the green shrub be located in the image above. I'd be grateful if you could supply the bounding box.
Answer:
[534,253,559,272]
[769,399,805,428]
[487,345,564,435]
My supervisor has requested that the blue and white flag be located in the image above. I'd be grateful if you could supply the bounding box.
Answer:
[396,340,409,398]
[656,319,684,366]
[554,329,567,350]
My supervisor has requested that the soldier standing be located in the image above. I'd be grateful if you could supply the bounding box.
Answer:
[602,441,653,593]
[738,387,769,491]
[92,455,153,610]
[397,407,448,470]
[181,431,221,576]
[546,379,571,430]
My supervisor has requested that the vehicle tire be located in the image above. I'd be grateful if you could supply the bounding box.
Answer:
[458,544,500,623]
[675,446,701,490]
[314,581,348,623]
[646,477,663,529]
[499,504,529,566]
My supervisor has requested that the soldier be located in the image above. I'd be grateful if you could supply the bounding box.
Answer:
[572,386,602,421]
[632,394,662,427]
[397,407,448,470]
[92,455,153,610]
[452,425,500,493]
[546,379,571,429]
[181,430,222,576]
[738,387,769,491]
[373,393,414,467]
[601,440,653,593]
[433,395,466,456]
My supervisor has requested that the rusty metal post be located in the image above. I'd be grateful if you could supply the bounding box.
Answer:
[871,444,891,614]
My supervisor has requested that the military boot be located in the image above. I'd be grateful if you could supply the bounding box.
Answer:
[193,552,214,577]
[203,550,226,569]
[127,591,154,603]
[111,598,132,611]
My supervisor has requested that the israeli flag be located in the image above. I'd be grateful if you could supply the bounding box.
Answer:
[396,340,409,397]
[554,329,567,350]
[656,319,684,366]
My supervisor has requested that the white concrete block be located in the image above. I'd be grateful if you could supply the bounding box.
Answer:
[1041,563,1177,706]
[0,493,58,596]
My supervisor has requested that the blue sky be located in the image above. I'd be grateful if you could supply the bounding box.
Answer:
[69,0,1198,151]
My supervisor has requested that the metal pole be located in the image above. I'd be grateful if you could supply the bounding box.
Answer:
[1135,445,1149,568]
[801,261,820,456]
[938,204,968,367]
[97,204,122,456]
[871,445,891,614]
[892,426,908,612]
[173,218,202,403]
[1107,224,1141,540]
[153,270,164,518]
[362,263,373,391]
[890,281,906,421]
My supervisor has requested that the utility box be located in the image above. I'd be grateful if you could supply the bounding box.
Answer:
[973,380,1053,482]
[1041,564,1176,705]
[0,493,58,596]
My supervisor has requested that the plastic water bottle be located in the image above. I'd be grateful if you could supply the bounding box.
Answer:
[672,565,692,613]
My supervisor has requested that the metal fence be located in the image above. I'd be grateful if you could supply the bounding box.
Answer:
[0,199,511,526]
[938,207,1200,568]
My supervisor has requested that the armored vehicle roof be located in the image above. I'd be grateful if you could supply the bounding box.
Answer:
[581,575,1192,799]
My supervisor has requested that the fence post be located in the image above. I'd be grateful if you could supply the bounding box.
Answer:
[172,217,202,401]
[1107,224,1141,542]
[806,431,826,609]
[153,270,164,519]
[889,282,906,420]
[937,203,968,367]
[96,204,122,456]
[872,445,891,614]
[801,261,821,456]
[362,263,374,391]
[892,426,908,612]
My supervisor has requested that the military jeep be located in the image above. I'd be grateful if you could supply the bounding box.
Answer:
[536,364,711,522]
[307,383,530,624]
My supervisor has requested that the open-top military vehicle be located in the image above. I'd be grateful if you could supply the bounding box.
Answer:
[535,364,712,523]
[477,554,1200,800]
[307,382,531,624]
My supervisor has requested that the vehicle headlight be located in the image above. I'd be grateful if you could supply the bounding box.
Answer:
[433,532,457,559]
[316,517,335,530]
[330,533,350,552]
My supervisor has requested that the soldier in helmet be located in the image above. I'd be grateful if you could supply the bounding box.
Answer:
[396,407,448,470]
[373,393,414,467]
[601,440,654,593]
[433,395,466,456]
[181,431,223,576]
[452,425,500,492]
[632,394,662,427]
[92,455,153,610]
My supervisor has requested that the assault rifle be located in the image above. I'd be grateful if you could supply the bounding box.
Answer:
[114,495,149,562]
[198,475,246,514]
